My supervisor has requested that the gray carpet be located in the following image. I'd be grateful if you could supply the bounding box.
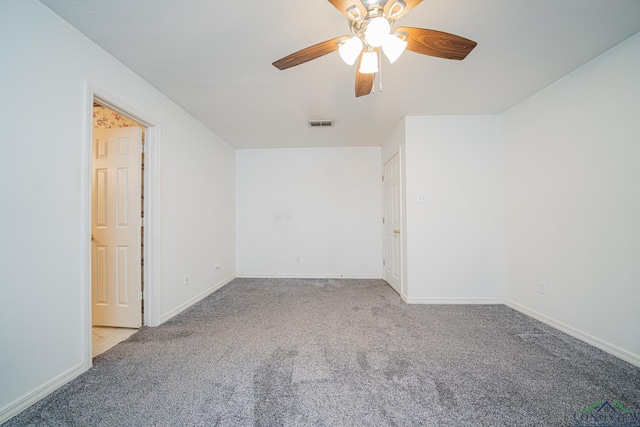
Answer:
[5,278,640,426]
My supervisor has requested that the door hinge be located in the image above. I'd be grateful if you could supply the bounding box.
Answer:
[382,175,385,182]
[383,259,386,266]
[139,217,144,227]
[139,289,143,301]
[382,217,385,224]
[141,144,145,154]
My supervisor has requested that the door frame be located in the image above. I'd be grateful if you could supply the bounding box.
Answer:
[382,150,404,296]
[382,148,406,299]
[81,82,162,369]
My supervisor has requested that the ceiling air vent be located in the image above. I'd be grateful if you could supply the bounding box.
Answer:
[308,120,334,128]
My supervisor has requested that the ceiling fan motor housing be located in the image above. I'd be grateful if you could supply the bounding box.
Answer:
[362,0,389,9]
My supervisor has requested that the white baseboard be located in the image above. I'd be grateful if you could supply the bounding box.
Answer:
[505,299,640,368]
[161,275,236,324]
[0,363,85,424]
[405,296,504,305]
[235,274,383,280]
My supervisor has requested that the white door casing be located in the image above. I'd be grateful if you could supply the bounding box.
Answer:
[92,127,142,328]
[383,153,401,294]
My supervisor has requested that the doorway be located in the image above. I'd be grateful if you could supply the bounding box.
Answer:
[91,104,143,354]
[383,152,402,294]
[83,85,162,367]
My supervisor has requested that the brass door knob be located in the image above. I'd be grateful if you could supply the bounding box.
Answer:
[91,234,95,241]
[393,229,400,234]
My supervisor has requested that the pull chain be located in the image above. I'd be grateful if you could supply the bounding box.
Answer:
[379,48,383,93]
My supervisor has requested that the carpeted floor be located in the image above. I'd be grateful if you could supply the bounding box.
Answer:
[5,278,640,426]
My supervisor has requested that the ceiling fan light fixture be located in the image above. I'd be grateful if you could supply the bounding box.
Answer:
[364,17,391,48]
[382,33,408,63]
[338,36,364,65]
[359,50,379,74]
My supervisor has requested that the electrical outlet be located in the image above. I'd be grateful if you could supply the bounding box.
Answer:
[538,281,546,295]
[184,274,190,286]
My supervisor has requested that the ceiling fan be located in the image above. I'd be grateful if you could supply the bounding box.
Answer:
[272,0,477,97]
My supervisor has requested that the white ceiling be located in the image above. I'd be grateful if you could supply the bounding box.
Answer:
[39,0,640,149]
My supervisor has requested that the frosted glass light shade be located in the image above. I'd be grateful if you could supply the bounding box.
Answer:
[365,17,391,48]
[338,37,363,65]
[382,34,407,63]
[359,50,379,74]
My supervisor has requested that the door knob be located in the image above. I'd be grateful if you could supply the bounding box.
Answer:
[91,234,95,241]
[394,229,400,234]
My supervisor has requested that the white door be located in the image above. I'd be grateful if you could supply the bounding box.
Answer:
[383,153,402,294]
[92,127,142,328]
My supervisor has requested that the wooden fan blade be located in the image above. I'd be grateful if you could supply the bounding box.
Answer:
[273,36,350,70]
[355,53,375,97]
[384,0,423,20]
[328,0,366,20]
[395,27,477,60]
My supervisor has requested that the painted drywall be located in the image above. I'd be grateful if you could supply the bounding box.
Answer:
[502,33,640,362]
[403,116,505,302]
[382,118,405,164]
[236,147,382,278]
[0,0,235,421]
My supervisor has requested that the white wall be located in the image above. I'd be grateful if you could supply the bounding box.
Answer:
[236,147,382,278]
[0,0,235,421]
[403,116,505,302]
[160,121,235,320]
[382,118,405,164]
[502,33,640,363]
